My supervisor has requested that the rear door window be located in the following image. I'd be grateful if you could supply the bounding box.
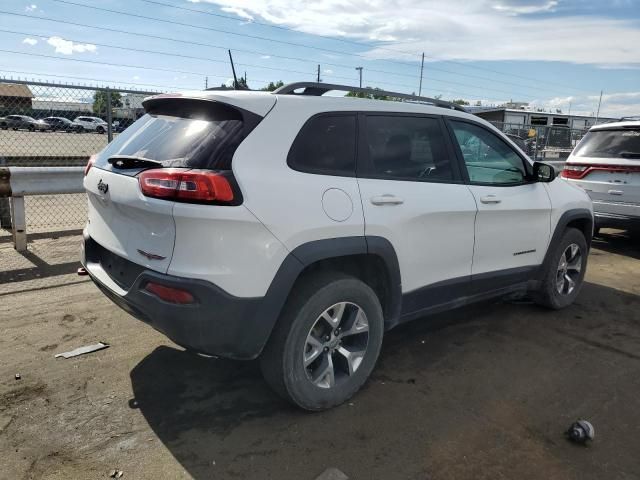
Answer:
[95,99,258,171]
[287,114,357,176]
[573,128,640,159]
[359,114,456,182]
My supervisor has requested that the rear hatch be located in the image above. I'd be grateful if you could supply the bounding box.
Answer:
[84,93,274,280]
[564,126,640,205]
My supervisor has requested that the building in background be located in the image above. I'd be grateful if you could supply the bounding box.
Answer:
[0,83,33,111]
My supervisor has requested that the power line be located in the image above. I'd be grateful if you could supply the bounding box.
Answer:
[0,10,578,98]
[136,0,592,94]
[0,27,543,99]
[49,0,589,95]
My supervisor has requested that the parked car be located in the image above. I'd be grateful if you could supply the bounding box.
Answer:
[0,114,50,131]
[563,120,640,235]
[73,116,109,133]
[42,117,84,133]
[81,82,593,411]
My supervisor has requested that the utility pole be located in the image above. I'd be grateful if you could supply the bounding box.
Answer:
[595,90,603,123]
[567,101,571,116]
[228,49,239,89]
[205,76,208,89]
[317,65,321,83]
[355,67,363,88]
[418,52,425,96]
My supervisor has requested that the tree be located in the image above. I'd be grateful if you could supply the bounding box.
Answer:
[452,99,470,106]
[93,90,122,115]
[346,87,389,101]
[221,77,250,90]
[475,100,482,106]
[260,80,284,92]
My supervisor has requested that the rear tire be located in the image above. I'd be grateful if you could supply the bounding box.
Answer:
[260,273,384,411]
[534,228,588,309]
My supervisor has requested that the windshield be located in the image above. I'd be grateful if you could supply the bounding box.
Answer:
[573,128,640,158]
[95,101,248,170]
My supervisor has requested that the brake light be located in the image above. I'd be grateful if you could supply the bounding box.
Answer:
[144,282,195,304]
[138,168,235,204]
[561,164,589,179]
[84,154,96,176]
[562,163,640,180]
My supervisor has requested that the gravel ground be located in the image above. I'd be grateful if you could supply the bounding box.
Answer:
[0,229,639,480]
[0,130,109,159]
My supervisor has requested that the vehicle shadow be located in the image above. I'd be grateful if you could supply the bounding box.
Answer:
[592,228,640,260]
[129,281,640,480]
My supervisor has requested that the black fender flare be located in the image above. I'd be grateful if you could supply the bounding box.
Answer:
[536,208,593,281]
[258,236,403,349]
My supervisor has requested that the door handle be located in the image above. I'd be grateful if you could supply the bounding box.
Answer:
[608,190,623,196]
[371,194,404,206]
[480,195,501,204]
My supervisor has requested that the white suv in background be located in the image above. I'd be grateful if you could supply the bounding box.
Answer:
[563,120,640,235]
[81,82,593,410]
[74,116,109,134]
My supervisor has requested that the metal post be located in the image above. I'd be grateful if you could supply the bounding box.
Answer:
[317,65,321,83]
[595,90,603,124]
[106,89,113,142]
[10,196,27,252]
[228,50,239,89]
[356,67,363,88]
[418,52,425,96]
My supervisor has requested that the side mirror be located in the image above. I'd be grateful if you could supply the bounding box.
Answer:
[533,161,556,183]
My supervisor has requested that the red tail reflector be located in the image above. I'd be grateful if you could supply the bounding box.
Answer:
[562,163,640,180]
[144,282,195,304]
[84,154,96,176]
[138,169,235,204]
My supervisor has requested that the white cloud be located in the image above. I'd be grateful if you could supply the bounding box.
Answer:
[133,75,140,80]
[323,69,334,74]
[260,55,271,59]
[22,37,38,46]
[221,5,255,21]
[25,4,37,12]
[528,91,640,117]
[493,0,558,15]
[190,0,640,67]
[46,36,97,55]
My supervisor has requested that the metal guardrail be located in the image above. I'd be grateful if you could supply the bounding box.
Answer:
[0,166,84,251]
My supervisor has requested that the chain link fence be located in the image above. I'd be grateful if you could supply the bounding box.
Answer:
[0,79,160,235]
[489,121,589,164]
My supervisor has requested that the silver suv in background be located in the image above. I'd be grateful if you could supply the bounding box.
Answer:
[563,121,640,235]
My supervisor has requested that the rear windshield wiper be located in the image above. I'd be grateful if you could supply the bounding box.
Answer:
[620,151,640,159]
[108,155,164,169]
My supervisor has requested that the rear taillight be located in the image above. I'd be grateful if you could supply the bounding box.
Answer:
[562,163,640,180]
[138,168,236,204]
[561,164,589,179]
[84,154,96,176]
[144,282,195,304]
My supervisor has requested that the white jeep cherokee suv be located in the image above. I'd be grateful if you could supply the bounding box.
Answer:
[81,83,593,410]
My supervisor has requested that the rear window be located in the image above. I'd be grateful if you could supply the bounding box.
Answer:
[95,99,257,170]
[573,128,640,159]
[287,114,356,176]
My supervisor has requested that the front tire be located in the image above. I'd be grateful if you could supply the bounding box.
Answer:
[260,273,384,411]
[535,228,588,309]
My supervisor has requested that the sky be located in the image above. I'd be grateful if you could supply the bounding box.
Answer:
[1,0,639,117]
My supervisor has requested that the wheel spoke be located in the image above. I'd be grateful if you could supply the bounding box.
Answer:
[340,308,369,337]
[304,334,323,367]
[567,254,582,272]
[565,273,576,293]
[321,302,345,328]
[335,346,366,376]
[311,354,335,388]
[569,244,579,262]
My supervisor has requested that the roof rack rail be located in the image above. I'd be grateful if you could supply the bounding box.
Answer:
[272,82,468,112]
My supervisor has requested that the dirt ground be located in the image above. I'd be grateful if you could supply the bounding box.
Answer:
[1,229,639,480]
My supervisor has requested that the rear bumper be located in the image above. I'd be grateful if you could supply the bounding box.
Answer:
[593,200,640,229]
[81,233,272,360]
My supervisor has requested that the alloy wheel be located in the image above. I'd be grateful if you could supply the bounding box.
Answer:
[303,302,369,389]
[556,243,582,295]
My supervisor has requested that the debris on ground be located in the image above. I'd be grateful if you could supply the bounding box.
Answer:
[315,467,349,480]
[54,342,109,359]
[14,373,21,380]
[566,420,595,444]
[109,469,123,478]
